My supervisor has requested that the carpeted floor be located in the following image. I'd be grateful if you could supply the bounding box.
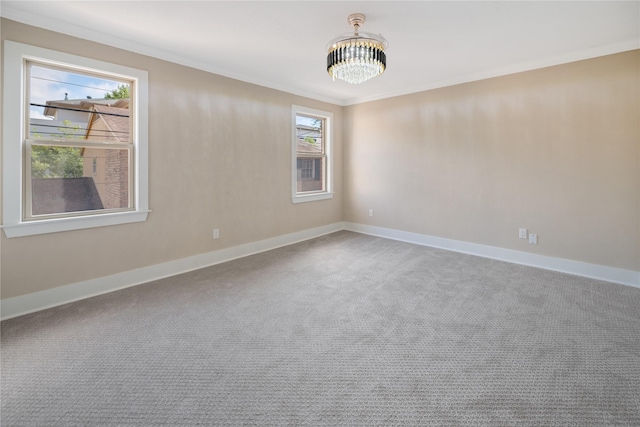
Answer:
[2,231,639,426]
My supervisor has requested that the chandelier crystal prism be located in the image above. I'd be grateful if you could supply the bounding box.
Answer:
[326,13,388,84]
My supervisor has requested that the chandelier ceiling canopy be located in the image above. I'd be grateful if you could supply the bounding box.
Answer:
[326,13,388,85]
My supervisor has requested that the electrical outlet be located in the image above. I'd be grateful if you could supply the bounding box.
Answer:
[369,209,374,217]
[528,233,537,245]
[213,228,220,239]
[519,228,527,239]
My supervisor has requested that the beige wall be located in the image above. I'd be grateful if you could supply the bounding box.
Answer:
[2,19,638,303]
[345,50,639,271]
[0,19,344,299]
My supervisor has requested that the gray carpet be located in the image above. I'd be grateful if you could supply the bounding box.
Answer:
[2,231,639,426]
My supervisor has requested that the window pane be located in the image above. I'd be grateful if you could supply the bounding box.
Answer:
[30,145,130,216]
[296,114,325,193]
[296,115,324,155]
[28,63,130,144]
[296,156,325,193]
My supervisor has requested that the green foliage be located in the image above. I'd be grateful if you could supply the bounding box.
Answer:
[31,146,83,178]
[59,120,82,139]
[30,127,43,138]
[304,136,316,144]
[105,84,130,100]
[31,120,84,178]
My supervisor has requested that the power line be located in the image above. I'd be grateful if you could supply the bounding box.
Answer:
[30,103,130,118]
[30,75,128,94]
[29,122,129,136]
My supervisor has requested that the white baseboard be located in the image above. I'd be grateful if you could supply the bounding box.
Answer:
[0,222,345,321]
[344,222,640,289]
[3,221,638,321]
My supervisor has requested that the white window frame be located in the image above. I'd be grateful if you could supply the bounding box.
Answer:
[291,105,333,203]
[2,41,149,238]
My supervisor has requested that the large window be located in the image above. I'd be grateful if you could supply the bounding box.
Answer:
[291,105,333,203]
[2,41,149,238]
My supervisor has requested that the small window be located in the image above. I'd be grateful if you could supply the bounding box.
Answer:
[299,159,315,180]
[291,105,333,203]
[2,41,149,237]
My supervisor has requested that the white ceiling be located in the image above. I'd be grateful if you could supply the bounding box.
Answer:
[2,1,638,106]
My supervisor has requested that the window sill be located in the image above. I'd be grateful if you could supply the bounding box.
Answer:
[2,210,150,238]
[292,192,334,204]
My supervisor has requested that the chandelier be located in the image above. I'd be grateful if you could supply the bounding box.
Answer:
[326,13,388,84]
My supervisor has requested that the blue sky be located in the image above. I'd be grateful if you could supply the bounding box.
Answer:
[29,64,124,120]
[296,115,321,129]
